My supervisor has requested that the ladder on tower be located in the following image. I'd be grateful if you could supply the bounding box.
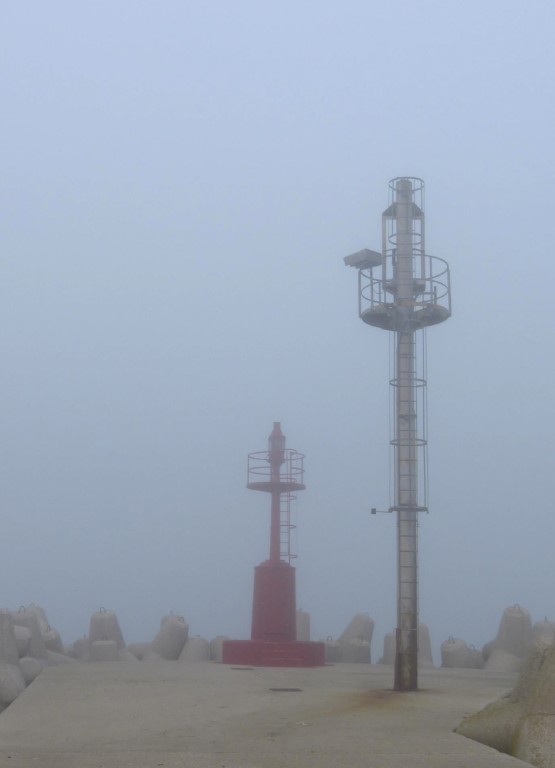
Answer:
[279,492,297,564]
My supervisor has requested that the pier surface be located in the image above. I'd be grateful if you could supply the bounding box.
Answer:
[0,661,528,767]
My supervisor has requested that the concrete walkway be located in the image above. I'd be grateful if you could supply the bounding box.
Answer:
[0,661,530,767]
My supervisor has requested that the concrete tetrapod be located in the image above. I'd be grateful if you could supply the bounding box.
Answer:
[338,613,374,663]
[0,611,25,709]
[493,604,533,660]
[71,636,90,661]
[150,615,189,660]
[19,657,43,686]
[88,608,126,650]
[512,641,555,767]
[468,645,485,669]
[210,636,229,662]
[441,636,471,668]
[42,626,64,654]
[127,642,151,660]
[25,604,49,633]
[441,637,484,669]
[380,632,396,665]
[179,636,210,662]
[90,640,119,662]
[418,624,434,666]
[322,638,340,663]
[485,649,522,674]
[340,638,371,663]
[296,610,310,642]
[11,608,48,661]
[13,625,31,658]
[533,619,555,645]
[456,638,555,768]
[380,624,434,666]
[338,613,374,644]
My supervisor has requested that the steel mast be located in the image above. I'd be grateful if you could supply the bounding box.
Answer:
[344,178,451,690]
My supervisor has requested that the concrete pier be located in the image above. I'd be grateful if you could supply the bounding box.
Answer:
[0,661,529,767]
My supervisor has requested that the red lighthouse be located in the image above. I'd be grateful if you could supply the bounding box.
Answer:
[222,423,324,667]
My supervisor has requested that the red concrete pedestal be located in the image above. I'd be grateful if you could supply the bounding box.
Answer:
[251,560,296,642]
[222,639,325,667]
[222,560,325,667]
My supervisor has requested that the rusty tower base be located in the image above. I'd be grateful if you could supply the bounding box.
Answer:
[222,559,325,667]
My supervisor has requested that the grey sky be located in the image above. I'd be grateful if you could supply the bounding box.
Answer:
[1,0,554,659]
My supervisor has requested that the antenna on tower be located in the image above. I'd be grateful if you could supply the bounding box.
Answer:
[344,178,451,691]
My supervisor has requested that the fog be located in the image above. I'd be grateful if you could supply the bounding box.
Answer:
[1,1,553,660]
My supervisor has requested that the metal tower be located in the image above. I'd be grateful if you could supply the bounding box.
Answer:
[247,422,303,567]
[247,422,305,643]
[344,178,451,690]
[221,423,325,667]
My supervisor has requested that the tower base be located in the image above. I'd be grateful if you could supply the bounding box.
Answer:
[251,560,296,643]
[221,639,325,667]
[222,559,325,667]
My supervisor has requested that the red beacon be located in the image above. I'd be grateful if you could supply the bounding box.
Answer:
[222,423,325,667]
